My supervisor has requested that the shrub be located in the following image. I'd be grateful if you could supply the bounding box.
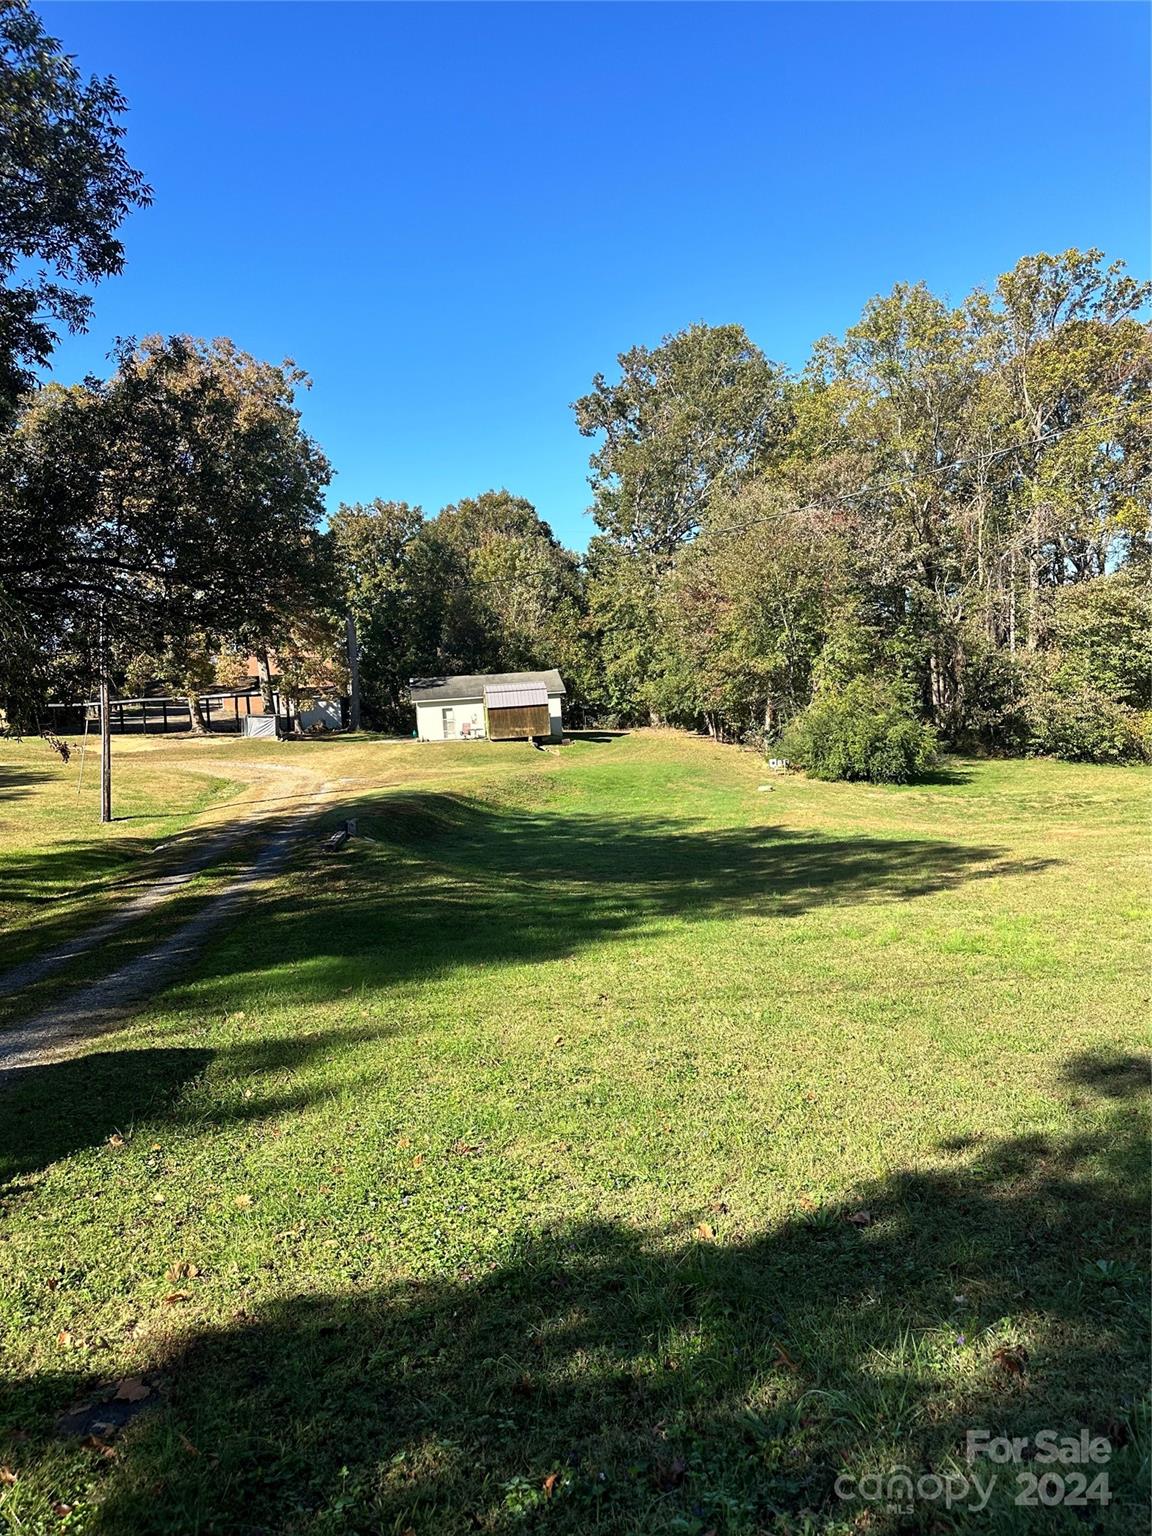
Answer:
[1022,680,1150,764]
[782,678,938,784]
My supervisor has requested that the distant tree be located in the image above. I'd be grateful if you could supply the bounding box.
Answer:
[649,486,845,738]
[329,499,430,731]
[427,490,585,678]
[0,336,330,725]
[0,0,151,416]
[573,323,790,559]
[971,249,1152,648]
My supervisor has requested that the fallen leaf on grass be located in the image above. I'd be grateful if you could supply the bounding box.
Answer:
[655,1455,686,1491]
[846,1209,873,1228]
[165,1261,200,1282]
[991,1345,1028,1377]
[543,1471,560,1498]
[56,1332,72,1348]
[112,1378,151,1403]
[773,1343,799,1372]
[163,1291,191,1306]
[410,1155,424,1170]
[695,1222,715,1241]
[106,1133,124,1148]
[81,1435,118,1461]
[0,1467,16,1485]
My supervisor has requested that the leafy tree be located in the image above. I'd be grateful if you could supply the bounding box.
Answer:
[576,249,1149,757]
[971,249,1152,649]
[329,499,430,731]
[573,323,790,558]
[0,336,330,723]
[649,486,845,738]
[329,491,590,730]
[0,0,151,415]
[1042,570,1152,709]
[428,489,585,674]
[583,536,663,723]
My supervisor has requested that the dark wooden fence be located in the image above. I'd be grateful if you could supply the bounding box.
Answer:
[49,690,264,736]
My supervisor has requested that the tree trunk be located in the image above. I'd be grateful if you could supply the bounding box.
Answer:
[1008,546,1017,657]
[256,645,277,722]
[1026,502,1041,650]
[187,693,208,734]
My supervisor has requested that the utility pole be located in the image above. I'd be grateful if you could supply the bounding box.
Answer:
[99,616,112,822]
[346,612,361,732]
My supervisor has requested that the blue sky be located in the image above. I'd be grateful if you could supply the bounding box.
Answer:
[40,2,1151,550]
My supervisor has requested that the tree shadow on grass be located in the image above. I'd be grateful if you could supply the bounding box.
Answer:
[165,789,1060,1014]
[0,1052,1145,1534]
[0,764,53,802]
[0,1048,214,1190]
[0,1022,392,1194]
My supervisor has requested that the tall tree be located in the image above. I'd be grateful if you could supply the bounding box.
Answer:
[428,490,585,678]
[0,336,330,729]
[573,323,790,559]
[971,249,1152,648]
[0,0,150,416]
[329,499,430,731]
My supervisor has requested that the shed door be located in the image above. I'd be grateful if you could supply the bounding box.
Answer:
[441,706,455,738]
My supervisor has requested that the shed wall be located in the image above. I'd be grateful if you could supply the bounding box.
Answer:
[486,702,551,740]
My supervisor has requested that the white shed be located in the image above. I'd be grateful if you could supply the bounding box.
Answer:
[409,670,566,742]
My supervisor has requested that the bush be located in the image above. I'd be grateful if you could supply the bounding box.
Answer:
[1022,680,1150,764]
[781,678,938,784]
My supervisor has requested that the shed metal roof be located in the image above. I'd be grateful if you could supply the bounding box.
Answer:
[484,681,548,709]
[408,669,565,704]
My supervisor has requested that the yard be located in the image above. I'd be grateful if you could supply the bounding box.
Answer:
[0,730,1147,1534]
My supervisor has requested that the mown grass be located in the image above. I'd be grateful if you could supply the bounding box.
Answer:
[0,732,1147,1534]
[0,735,241,973]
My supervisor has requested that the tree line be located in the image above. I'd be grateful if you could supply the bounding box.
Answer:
[0,0,1148,774]
[332,248,1150,770]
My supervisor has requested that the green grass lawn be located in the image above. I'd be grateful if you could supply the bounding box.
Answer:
[0,731,1147,1534]
[0,736,241,974]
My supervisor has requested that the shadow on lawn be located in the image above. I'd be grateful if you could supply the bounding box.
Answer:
[0,764,54,802]
[160,789,1060,1012]
[0,1019,391,1194]
[0,1051,1145,1534]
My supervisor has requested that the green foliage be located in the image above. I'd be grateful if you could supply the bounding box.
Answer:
[573,322,790,556]
[0,0,151,414]
[1045,571,1152,708]
[783,677,939,783]
[571,247,1150,756]
[330,491,592,730]
[1022,676,1149,764]
[0,335,331,713]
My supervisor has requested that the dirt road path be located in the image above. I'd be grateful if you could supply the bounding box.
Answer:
[0,759,337,1068]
